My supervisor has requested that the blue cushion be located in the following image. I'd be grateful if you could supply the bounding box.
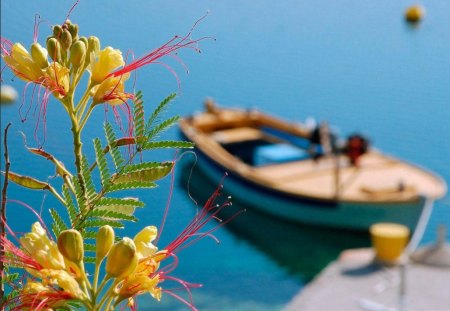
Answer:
[254,144,309,166]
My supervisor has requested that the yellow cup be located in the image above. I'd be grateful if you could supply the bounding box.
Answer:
[370,223,410,263]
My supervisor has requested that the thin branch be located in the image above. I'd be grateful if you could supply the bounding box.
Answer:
[0,123,12,302]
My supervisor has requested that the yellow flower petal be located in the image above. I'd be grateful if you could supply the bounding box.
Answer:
[3,43,43,82]
[92,74,131,105]
[90,47,124,84]
[44,62,70,98]
[20,222,66,271]
[134,226,158,259]
[40,269,84,299]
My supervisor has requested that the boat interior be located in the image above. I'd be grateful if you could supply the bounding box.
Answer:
[182,105,446,203]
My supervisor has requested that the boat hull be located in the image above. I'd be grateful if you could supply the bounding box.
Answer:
[194,151,426,231]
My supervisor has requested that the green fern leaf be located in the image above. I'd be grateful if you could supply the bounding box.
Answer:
[142,140,195,150]
[114,161,173,183]
[146,115,180,140]
[73,178,87,213]
[84,243,96,252]
[2,272,19,284]
[104,122,125,170]
[133,91,145,140]
[94,138,111,187]
[145,93,176,133]
[90,208,138,221]
[107,180,157,193]
[82,230,97,240]
[119,161,162,174]
[84,256,96,264]
[81,155,97,201]
[95,197,145,208]
[62,186,78,226]
[49,208,68,237]
[83,219,124,229]
[95,204,139,218]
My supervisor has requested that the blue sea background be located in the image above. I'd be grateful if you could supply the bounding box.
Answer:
[1,1,450,310]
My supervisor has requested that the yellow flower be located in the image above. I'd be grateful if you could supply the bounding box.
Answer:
[89,47,124,84]
[44,62,70,98]
[91,74,133,105]
[134,226,158,260]
[20,222,66,271]
[57,229,84,264]
[40,269,85,300]
[22,280,67,309]
[118,274,162,302]
[3,43,44,82]
[96,225,115,264]
[134,250,167,276]
[105,237,138,279]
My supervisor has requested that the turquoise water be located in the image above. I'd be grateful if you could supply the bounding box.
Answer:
[2,1,450,310]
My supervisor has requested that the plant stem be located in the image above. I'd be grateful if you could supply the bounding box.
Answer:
[93,261,101,295]
[76,85,93,118]
[79,103,97,131]
[104,295,115,311]
[96,279,118,311]
[0,123,12,303]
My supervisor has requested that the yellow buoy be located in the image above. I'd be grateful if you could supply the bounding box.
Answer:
[370,223,410,263]
[405,5,424,23]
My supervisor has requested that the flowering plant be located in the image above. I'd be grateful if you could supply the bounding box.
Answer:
[0,8,235,311]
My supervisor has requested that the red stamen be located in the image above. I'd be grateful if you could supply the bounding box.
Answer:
[63,0,80,24]
[107,13,212,84]
[162,290,199,311]
[33,14,41,43]
[155,152,178,244]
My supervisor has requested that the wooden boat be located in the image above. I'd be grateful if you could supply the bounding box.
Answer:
[179,100,447,231]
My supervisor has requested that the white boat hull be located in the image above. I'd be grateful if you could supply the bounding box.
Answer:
[196,153,426,231]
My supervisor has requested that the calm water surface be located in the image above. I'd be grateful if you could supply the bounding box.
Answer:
[2,1,450,310]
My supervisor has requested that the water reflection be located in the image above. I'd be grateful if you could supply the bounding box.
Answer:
[178,161,371,282]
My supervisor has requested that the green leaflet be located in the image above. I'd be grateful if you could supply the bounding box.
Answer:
[90,208,138,221]
[113,161,173,184]
[93,138,111,187]
[73,177,87,213]
[49,208,68,237]
[95,204,138,217]
[82,230,97,240]
[133,91,145,141]
[84,243,96,252]
[145,93,176,134]
[84,256,96,264]
[80,155,97,201]
[106,181,157,193]
[104,122,124,170]
[142,140,194,150]
[83,219,124,229]
[3,171,50,190]
[63,186,79,226]
[145,115,180,141]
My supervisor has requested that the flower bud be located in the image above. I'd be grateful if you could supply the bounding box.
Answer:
[85,36,100,67]
[30,42,49,69]
[52,25,63,38]
[70,40,86,68]
[105,237,138,279]
[68,23,79,41]
[60,29,73,50]
[46,38,61,62]
[96,225,115,264]
[88,36,101,52]
[78,36,88,47]
[57,229,84,263]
